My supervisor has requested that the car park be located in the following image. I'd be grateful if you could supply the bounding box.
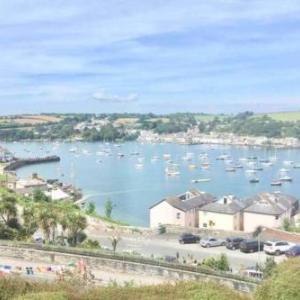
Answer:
[225,237,245,250]
[285,245,300,257]
[200,237,225,248]
[264,240,294,255]
[240,239,264,253]
[178,233,200,244]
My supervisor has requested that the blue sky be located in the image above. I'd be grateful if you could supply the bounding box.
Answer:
[1,0,300,114]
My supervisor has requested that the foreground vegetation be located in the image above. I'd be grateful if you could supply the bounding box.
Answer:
[0,258,299,299]
[0,278,248,300]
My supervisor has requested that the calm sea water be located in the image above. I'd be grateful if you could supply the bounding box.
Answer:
[3,142,300,226]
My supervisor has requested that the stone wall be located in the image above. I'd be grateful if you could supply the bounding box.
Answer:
[0,245,257,293]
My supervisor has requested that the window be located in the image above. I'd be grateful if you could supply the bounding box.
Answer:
[176,212,181,219]
[203,223,207,228]
[275,215,279,220]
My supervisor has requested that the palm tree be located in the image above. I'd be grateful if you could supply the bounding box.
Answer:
[66,212,87,246]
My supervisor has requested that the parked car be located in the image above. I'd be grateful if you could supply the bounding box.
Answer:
[264,240,294,255]
[240,240,264,253]
[241,266,263,280]
[200,237,225,248]
[285,245,300,257]
[178,233,200,244]
[226,237,245,250]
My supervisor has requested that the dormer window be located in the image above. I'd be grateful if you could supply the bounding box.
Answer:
[176,212,181,219]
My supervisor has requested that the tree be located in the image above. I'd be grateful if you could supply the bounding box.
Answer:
[256,258,300,300]
[66,212,87,246]
[85,201,96,215]
[261,257,277,278]
[0,195,17,225]
[217,254,230,271]
[283,217,291,231]
[104,199,114,219]
[33,189,50,202]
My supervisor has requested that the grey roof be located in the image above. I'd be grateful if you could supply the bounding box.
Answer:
[149,190,216,211]
[244,192,298,216]
[200,198,247,214]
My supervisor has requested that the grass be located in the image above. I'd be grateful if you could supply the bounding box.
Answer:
[0,277,250,300]
[194,114,226,122]
[257,111,300,122]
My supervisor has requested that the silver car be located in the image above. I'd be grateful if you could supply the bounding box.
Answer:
[200,236,226,248]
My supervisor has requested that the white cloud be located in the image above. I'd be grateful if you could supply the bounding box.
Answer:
[92,91,138,103]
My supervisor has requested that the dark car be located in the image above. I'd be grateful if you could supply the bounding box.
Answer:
[179,233,200,244]
[226,237,245,250]
[240,239,264,253]
[285,245,300,257]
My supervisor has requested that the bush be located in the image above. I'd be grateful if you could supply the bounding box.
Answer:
[256,258,300,300]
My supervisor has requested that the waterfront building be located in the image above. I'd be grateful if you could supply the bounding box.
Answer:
[198,195,249,231]
[149,189,215,228]
[243,192,299,232]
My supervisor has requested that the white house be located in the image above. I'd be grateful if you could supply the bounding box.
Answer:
[243,192,299,232]
[149,189,215,228]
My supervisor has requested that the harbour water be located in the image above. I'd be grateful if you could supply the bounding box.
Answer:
[3,142,300,226]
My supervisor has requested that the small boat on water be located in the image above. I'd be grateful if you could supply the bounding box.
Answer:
[245,169,257,174]
[249,177,260,183]
[96,159,102,164]
[293,163,300,169]
[191,178,211,183]
[225,167,236,172]
[188,164,197,169]
[283,160,294,166]
[233,164,243,169]
[163,154,171,160]
[271,180,282,186]
[280,176,293,182]
[151,156,159,162]
[216,154,230,161]
[165,164,180,176]
[117,153,125,158]
[130,151,140,156]
[135,163,144,169]
[248,156,258,160]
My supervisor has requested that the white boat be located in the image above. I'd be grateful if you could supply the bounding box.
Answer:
[165,164,180,176]
[245,169,257,174]
[151,156,159,162]
[191,178,211,183]
[163,154,171,160]
[280,176,293,182]
[225,167,236,172]
[117,153,125,158]
[69,147,77,153]
[96,159,102,164]
[188,164,197,169]
[283,160,294,166]
[135,163,144,169]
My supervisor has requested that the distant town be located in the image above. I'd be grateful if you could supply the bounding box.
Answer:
[0,111,299,148]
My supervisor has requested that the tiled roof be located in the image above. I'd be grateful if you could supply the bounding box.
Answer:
[244,192,298,216]
[200,198,246,214]
[150,190,215,211]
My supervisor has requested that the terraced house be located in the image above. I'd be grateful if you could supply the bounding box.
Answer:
[150,190,299,232]
[149,189,215,228]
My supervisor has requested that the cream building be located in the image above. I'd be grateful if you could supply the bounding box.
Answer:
[198,195,247,231]
[149,189,215,228]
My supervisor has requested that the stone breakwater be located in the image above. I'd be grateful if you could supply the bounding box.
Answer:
[4,155,60,171]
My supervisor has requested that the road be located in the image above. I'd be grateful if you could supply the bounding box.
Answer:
[93,233,285,271]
